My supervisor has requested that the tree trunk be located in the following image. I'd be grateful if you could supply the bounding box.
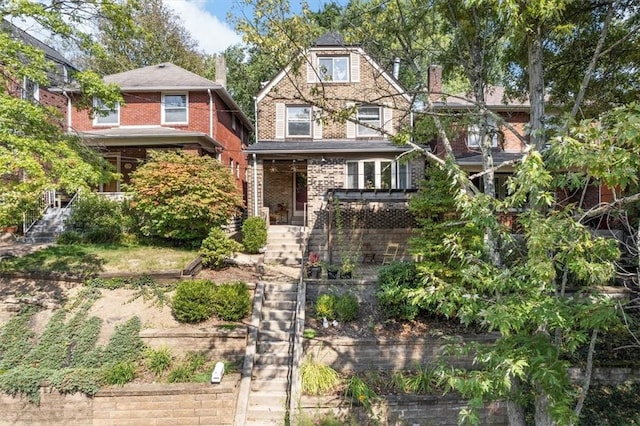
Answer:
[528,22,546,151]
[535,392,556,426]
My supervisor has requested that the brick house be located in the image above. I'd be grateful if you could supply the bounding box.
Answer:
[246,33,425,263]
[67,63,253,202]
[1,19,75,122]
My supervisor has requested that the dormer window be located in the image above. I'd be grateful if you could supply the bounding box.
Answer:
[162,93,188,124]
[93,98,119,125]
[318,56,349,82]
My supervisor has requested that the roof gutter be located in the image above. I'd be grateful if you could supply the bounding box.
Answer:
[207,89,214,156]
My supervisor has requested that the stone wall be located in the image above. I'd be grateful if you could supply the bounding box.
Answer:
[299,394,508,426]
[0,376,240,426]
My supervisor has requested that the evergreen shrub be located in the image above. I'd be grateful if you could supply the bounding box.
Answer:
[63,193,125,244]
[200,227,242,269]
[171,280,216,323]
[211,281,251,321]
[334,293,359,322]
[242,216,267,253]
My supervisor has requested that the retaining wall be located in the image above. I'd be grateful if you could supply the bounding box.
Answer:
[0,376,240,426]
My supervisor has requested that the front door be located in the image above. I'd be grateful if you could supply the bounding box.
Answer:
[293,169,307,216]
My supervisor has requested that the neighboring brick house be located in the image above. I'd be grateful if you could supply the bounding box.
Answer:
[246,33,425,263]
[1,19,75,121]
[67,63,253,202]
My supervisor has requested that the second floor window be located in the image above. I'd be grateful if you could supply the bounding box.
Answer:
[467,118,498,148]
[93,98,119,125]
[357,106,381,136]
[22,77,39,102]
[346,160,410,190]
[318,56,349,82]
[163,93,188,124]
[287,106,311,137]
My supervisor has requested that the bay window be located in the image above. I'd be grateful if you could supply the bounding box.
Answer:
[346,160,410,190]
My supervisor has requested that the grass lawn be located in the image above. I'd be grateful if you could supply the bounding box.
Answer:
[0,244,199,276]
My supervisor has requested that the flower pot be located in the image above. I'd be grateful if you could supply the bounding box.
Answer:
[327,269,339,280]
[340,271,352,279]
[309,266,321,279]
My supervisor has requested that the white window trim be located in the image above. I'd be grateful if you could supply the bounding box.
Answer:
[286,105,312,138]
[356,105,382,137]
[467,119,498,148]
[345,159,411,190]
[317,56,350,83]
[93,97,120,126]
[22,77,39,102]
[162,92,188,125]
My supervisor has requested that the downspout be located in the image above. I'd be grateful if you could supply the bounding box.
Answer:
[252,96,259,217]
[63,90,72,131]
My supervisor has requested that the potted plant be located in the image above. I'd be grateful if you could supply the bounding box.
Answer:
[340,257,355,279]
[307,252,322,279]
[326,264,339,280]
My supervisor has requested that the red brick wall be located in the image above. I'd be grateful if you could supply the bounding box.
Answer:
[214,94,248,196]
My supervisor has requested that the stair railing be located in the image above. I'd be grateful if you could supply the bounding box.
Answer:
[22,189,56,234]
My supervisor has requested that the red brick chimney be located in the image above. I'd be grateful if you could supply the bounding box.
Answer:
[428,65,442,102]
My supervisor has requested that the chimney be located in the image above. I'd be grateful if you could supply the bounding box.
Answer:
[392,57,400,79]
[215,55,227,88]
[428,65,442,101]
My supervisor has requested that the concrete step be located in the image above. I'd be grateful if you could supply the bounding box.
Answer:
[248,391,288,407]
[263,256,302,266]
[245,407,287,425]
[264,290,297,302]
[251,365,290,380]
[254,352,292,366]
[262,300,296,310]
[258,329,293,342]
[259,320,293,332]
[262,310,295,321]
[264,283,298,292]
[251,378,289,392]
[257,340,291,352]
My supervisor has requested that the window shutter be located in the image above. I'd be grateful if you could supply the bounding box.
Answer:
[275,103,285,139]
[346,102,356,139]
[350,52,360,82]
[383,107,394,135]
[307,52,317,83]
[313,106,323,139]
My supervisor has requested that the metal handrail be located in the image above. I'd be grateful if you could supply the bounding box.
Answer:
[22,189,56,234]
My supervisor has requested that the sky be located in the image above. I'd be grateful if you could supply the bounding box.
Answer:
[163,0,343,54]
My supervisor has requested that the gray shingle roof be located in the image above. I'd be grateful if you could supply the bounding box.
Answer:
[314,32,346,46]
[104,63,222,91]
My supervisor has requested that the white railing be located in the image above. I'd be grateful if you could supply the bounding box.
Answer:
[22,189,56,234]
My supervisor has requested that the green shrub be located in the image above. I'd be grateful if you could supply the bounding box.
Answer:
[145,346,173,376]
[65,193,125,244]
[104,361,136,386]
[376,262,421,320]
[56,230,82,245]
[301,356,340,395]
[211,281,251,321]
[171,279,216,323]
[242,216,267,254]
[125,151,243,245]
[200,227,243,269]
[334,294,359,322]
[315,293,337,320]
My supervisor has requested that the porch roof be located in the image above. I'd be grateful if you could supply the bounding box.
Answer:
[246,139,415,155]
[455,151,525,168]
[75,126,223,154]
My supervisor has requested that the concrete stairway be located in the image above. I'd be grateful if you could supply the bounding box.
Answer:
[24,207,70,243]
[245,281,298,426]
[264,225,305,266]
